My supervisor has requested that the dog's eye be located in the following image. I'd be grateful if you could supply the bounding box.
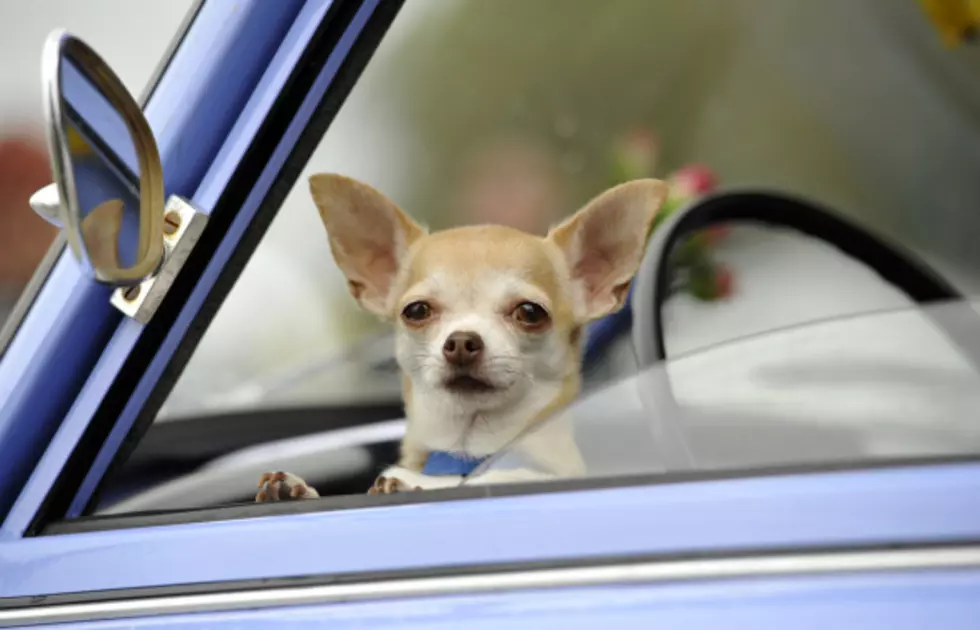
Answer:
[513,302,550,328]
[401,301,432,323]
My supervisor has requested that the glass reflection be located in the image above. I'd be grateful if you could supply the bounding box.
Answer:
[469,299,980,485]
[60,58,143,275]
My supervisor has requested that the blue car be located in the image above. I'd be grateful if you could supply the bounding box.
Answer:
[0,1,978,627]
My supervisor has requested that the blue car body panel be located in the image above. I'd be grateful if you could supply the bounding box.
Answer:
[2,462,979,597]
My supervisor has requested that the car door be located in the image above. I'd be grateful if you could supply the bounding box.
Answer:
[0,0,979,627]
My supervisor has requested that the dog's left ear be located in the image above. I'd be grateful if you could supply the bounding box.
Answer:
[547,179,667,322]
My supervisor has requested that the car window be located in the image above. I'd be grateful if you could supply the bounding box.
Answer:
[469,299,980,484]
[94,298,980,516]
[79,0,980,518]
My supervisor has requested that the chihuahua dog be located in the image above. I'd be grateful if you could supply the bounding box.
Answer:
[255,173,666,501]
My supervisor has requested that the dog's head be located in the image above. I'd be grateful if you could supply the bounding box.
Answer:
[310,174,666,453]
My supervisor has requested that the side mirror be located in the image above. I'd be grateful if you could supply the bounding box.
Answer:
[36,29,165,284]
[29,30,206,322]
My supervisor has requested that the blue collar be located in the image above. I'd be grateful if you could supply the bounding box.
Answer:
[422,451,489,476]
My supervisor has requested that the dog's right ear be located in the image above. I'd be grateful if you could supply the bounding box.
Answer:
[309,173,426,317]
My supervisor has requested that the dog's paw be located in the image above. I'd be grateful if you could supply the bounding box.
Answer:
[255,471,319,502]
[367,475,422,495]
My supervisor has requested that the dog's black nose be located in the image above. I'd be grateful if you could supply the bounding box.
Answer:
[443,331,484,366]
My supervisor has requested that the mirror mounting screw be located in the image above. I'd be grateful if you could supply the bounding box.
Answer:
[163,211,181,236]
[122,285,141,302]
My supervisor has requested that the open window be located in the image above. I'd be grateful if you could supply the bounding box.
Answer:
[4,0,980,538]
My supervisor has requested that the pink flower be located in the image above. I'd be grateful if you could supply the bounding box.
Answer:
[669,164,717,198]
[714,265,734,298]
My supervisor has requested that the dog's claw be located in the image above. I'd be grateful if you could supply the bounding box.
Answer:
[368,475,422,495]
[255,471,318,502]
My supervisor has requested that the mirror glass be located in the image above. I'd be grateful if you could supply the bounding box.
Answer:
[43,31,164,284]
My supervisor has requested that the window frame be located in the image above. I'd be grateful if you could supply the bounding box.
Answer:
[38,454,980,535]
[0,458,978,600]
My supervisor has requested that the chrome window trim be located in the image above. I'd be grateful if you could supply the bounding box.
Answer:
[2,545,977,626]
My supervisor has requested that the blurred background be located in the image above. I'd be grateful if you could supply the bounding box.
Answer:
[2,0,980,419]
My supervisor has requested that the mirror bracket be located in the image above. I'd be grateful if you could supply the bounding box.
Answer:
[110,195,208,324]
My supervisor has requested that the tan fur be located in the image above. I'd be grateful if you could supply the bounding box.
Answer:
[394,225,578,340]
